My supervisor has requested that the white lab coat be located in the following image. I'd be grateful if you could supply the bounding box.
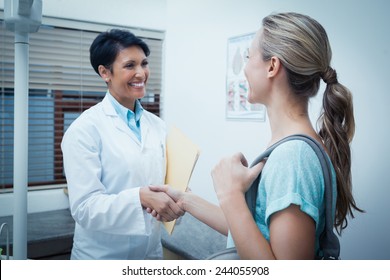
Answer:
[61,94,166,259]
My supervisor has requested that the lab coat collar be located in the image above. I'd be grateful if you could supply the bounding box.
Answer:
[101,94,149,147]
[102,93,118,117]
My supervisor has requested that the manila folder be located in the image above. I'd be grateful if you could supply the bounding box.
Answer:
[164,126,200,234]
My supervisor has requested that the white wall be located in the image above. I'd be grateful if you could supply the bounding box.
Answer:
[1,0,389,259]
[43,0,167,31]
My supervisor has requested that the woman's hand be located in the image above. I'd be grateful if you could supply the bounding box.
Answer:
[150,185,186,206]
[147,186,229,235]
[211,153,265,203]
[139,186,184,222]
[143,185,187,221]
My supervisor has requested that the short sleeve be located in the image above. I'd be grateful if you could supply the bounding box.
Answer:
[260,141,325,230]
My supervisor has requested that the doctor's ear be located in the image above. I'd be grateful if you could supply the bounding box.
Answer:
[98,65,111,83]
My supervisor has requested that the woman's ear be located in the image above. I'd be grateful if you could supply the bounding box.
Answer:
[267,56,282,78]
[98,65,110,82]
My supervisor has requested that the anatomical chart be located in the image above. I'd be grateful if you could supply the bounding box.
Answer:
[226,33,266,121]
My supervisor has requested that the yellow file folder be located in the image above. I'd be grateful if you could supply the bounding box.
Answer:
[164,126,200,234]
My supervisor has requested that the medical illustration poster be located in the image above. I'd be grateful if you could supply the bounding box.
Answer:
[226,32,266,121]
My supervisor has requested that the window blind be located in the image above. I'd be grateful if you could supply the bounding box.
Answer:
[0,16,163,189]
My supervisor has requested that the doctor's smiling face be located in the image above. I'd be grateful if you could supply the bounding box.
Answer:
[99,46,149,111]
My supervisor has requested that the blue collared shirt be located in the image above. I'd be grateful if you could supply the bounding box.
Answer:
[107,91,143,142]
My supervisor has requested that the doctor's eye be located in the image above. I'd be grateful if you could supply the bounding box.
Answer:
[142,59,149,67]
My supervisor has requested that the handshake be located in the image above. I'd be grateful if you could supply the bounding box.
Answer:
[139,152,264,235]
[140,185,188,222]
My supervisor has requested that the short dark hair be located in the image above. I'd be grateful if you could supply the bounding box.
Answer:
[89,29,150,75]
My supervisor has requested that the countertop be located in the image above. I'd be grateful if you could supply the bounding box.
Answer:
[161,213,227,259]
[0,209,226,259]
[0,209,75,259]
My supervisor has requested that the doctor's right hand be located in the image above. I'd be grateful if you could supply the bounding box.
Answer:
[146,185,188,221]
[140,186,184,222]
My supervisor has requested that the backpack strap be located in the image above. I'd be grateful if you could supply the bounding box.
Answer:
[245,134,340,260]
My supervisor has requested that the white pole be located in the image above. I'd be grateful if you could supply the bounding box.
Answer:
[13,31,29,260]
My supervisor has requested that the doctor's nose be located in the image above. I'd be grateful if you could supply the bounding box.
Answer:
[135,66,147,78]
[135,71,144,78]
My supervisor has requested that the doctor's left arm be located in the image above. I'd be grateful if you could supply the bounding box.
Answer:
[61,120,150,235]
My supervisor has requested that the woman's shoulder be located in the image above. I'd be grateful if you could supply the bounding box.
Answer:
[261,140,323,181]
[269,140,319,162]
[261,139,325,201]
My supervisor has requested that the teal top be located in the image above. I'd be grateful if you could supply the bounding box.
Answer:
[107,91,144,142]
[226,140,337,256]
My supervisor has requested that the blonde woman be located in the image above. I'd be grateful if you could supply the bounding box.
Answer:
[149,12,363,259]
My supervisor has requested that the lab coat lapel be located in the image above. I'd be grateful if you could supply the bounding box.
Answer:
[101,96,141,145]
[140,119,149,150]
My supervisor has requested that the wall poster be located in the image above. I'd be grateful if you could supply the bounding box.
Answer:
[226,32,266,121]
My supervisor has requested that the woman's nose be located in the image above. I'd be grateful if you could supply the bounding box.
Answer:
[135,66,146,78]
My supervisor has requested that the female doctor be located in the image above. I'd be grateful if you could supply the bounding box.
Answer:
[61,29,184,260]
